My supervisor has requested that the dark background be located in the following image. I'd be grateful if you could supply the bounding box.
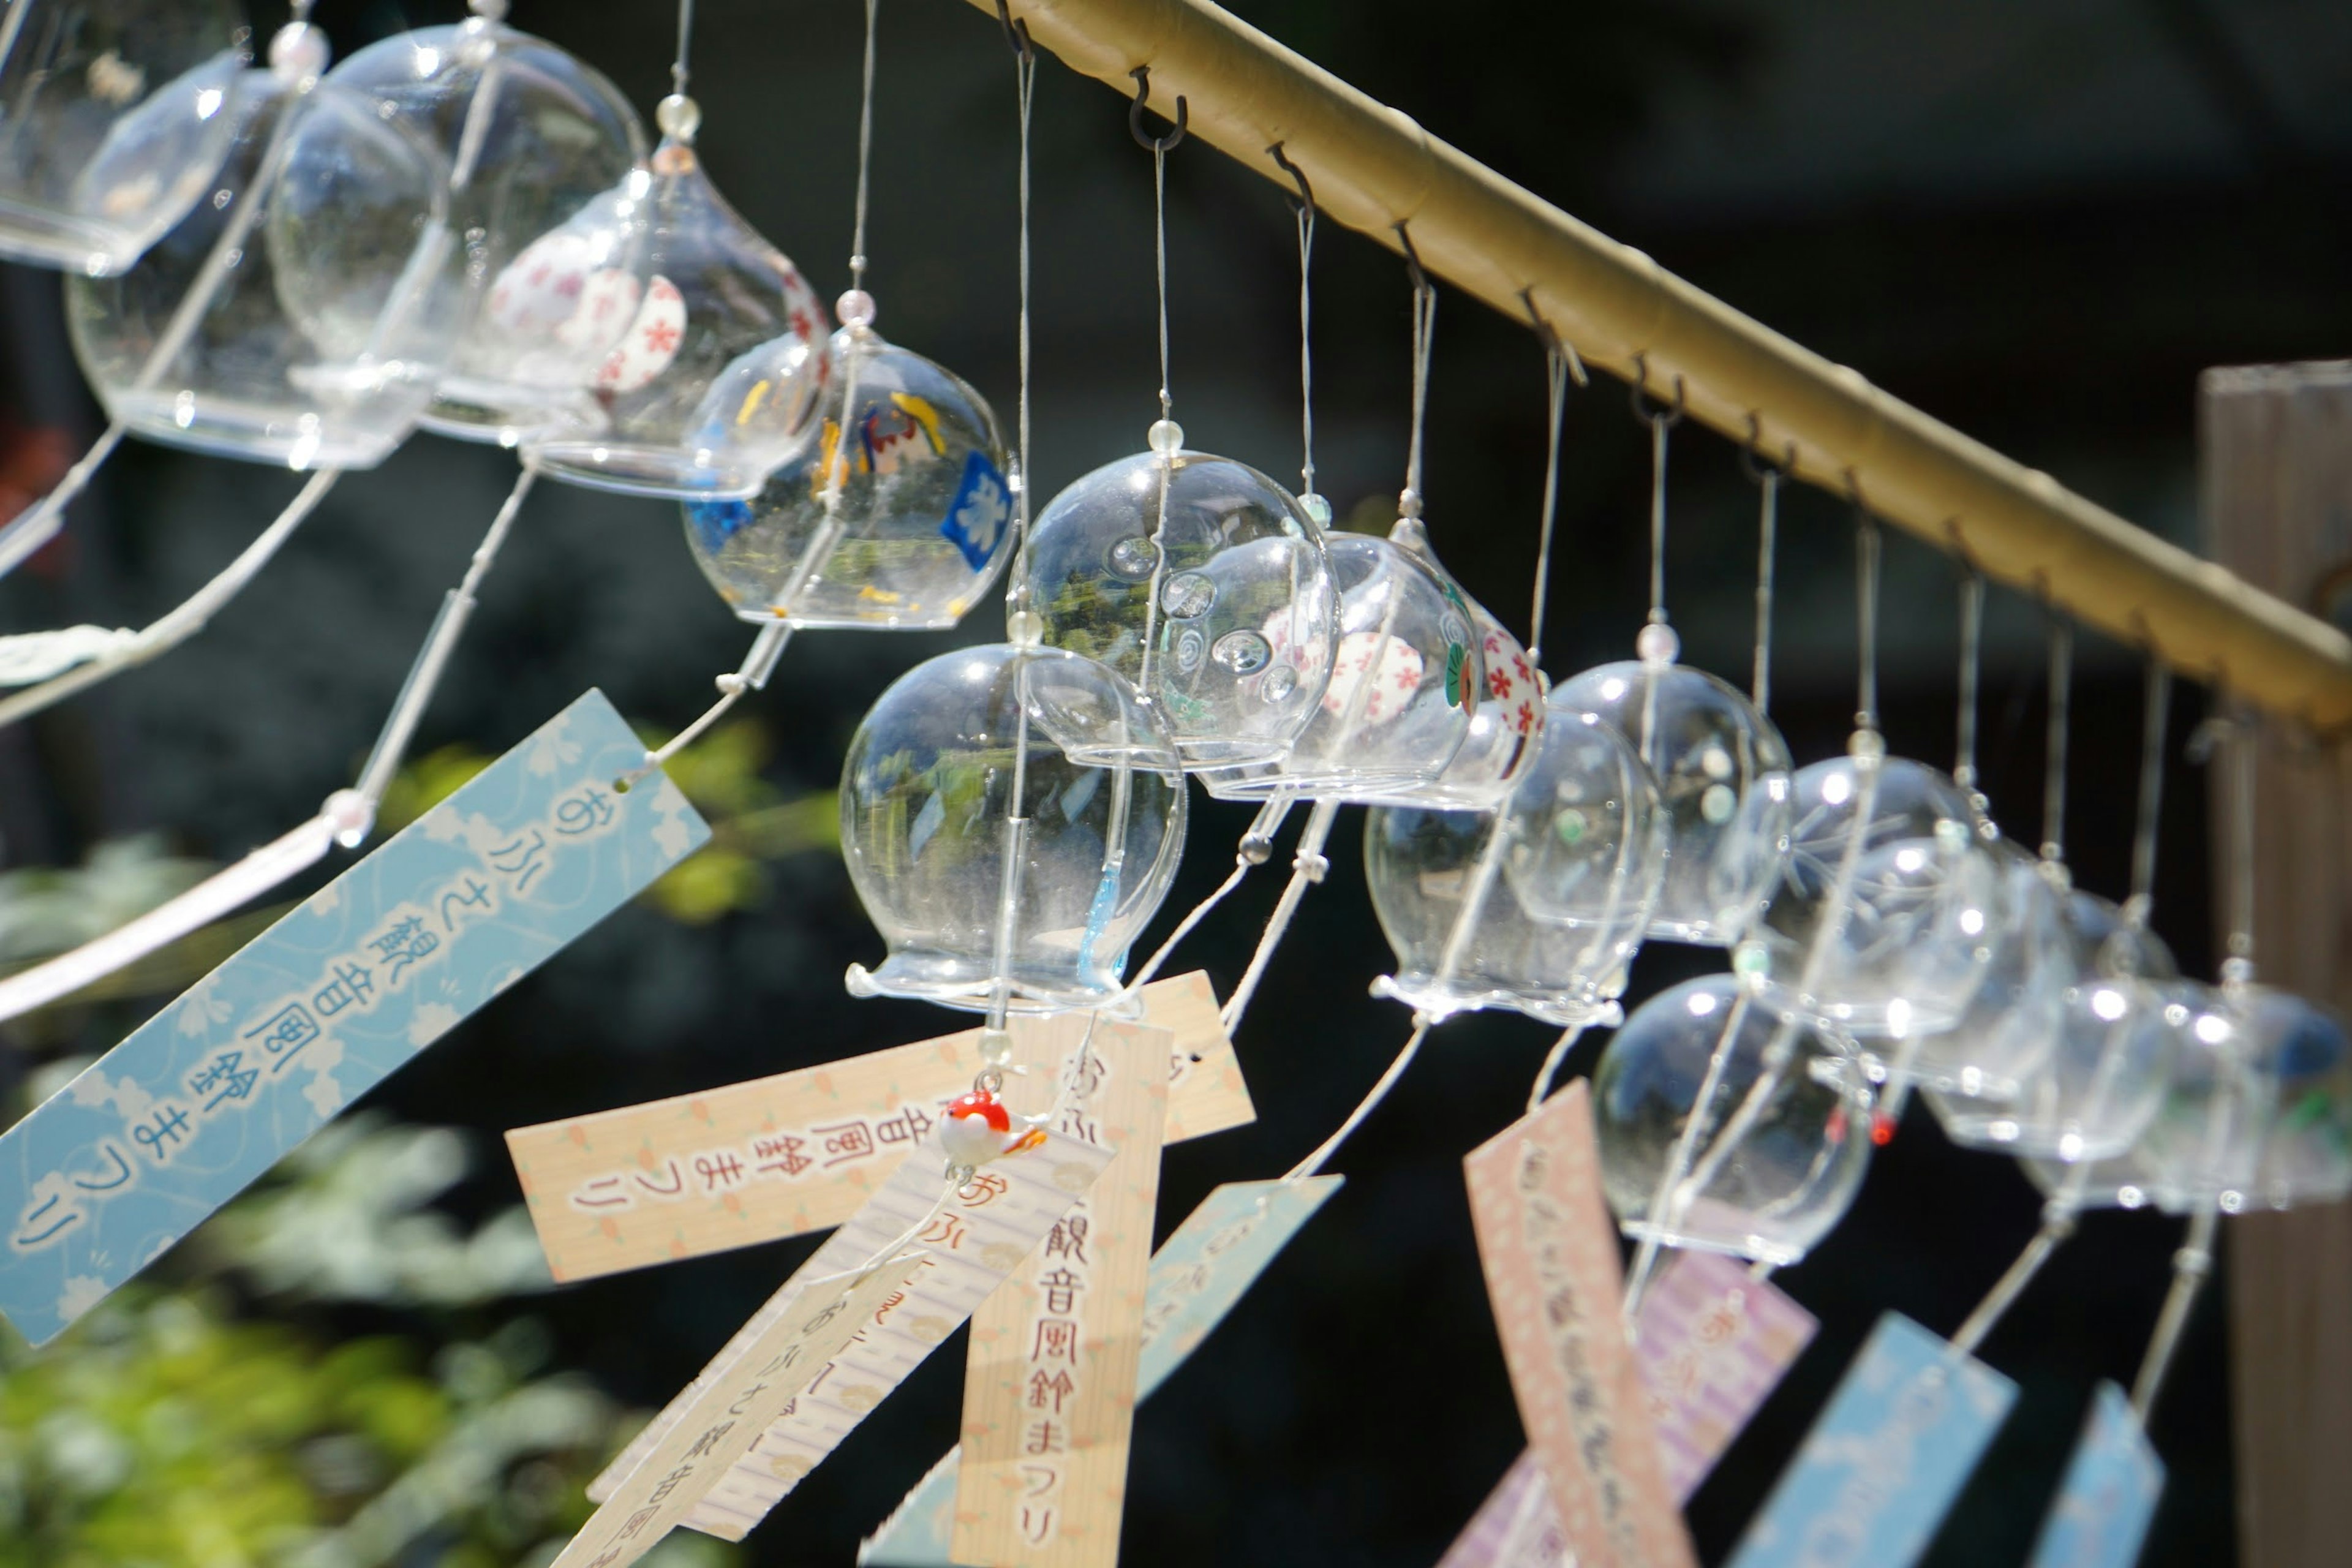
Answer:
[5,0,2351,1562]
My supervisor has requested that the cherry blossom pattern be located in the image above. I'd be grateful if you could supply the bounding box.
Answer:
[593,276,688,394]
[1483,628,1542,739]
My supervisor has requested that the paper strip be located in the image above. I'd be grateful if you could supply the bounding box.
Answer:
[1725,1313,2018,1568]
[0,689,709,1345]
[587,1017,1131,1534]
[551,1256,925,1568]
[1441,1250,1817,1566]
[859,1177,1343,1567]
[2027,1382,2163,1568]
[506,970,1250,1284]
[1463,1082,1696,1568]
[950,1013,1168,1567]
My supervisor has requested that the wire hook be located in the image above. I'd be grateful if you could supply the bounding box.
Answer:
[993,0,1031,61]
[1629,352,1685,429]
[1128,64,1186,151]
[1519,288,1588,386]
[1738,412,1794,485]
[1395,219,1430,296]
[1268,140,1313,217]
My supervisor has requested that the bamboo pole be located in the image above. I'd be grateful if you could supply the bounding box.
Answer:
[968,0,2352,731]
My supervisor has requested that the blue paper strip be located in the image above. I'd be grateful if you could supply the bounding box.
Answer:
[2028,1382,2163,1568]
[858,1177,1342,1567]
[0,689,709,1344]
[1727,1312,2018,1568]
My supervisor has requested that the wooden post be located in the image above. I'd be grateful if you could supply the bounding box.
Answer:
[2199,361,2352,1568]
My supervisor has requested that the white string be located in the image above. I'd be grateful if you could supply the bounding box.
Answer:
[1853,510,1882,737]
[1400,255,1434,511]
[1953,570,1985,794]
[1646,416,1670,625]
[1526,1024,1586,1117]
[1219,798,1336,1036]
[671,0,695,98]
[2040,613,2073,866]
[1527,338,1569,668]
[1153,142,1172,424]
[1292,189,1316,501]
[847,0,880,289]
[1752,470,1778,715]
[1283,1019,1427,1183]
[0,470,342,731]
[1003,28,1037,611]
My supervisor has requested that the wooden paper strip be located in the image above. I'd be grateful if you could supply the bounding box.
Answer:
[859,1177,1344,1567]
[1463,1081,1697,1568]
[587,1076,1120,1521]
[949,1008,1169,1568]
[2027,1382,2163,1568]
[506,971,1249,1283]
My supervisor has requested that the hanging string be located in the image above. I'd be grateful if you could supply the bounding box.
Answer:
[1270,145,1318,509]
[1396,225,1435,518]
[1852,497,1882,738]
[671,0,695,100]
[1526,323,1571,668]
[998,4,1036,611]
[846,0,880,291]
[2125,658,2173,927]
[1751,471,1778,714]
[1633,360,1685,630]
[2222,700,2258,987]
[2040,610,2074,867]
[1284,1020,1426,1183]
[1219,799,1338,1036]
[1953,567,1986,795]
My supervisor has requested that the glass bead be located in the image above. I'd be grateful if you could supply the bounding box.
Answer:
[1634,619,1679,666]
[1742,755,1999,1038]
[682,325,1010,628]
[654,92,700,143]
[1022,448,1336,770]
[1594,973,1873,1267]
[1554,660,1793,946]
[510,137,829,498]
[835,287,876,328]
[1145,417,1183,455]
[0,0,248,275]
[68,69,467,468]
[323,16,646,445]
[839,643,1188,1015]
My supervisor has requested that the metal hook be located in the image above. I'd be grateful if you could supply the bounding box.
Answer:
[1128,64,1186,151]
[1628,353,1685,428]
[1519,288,1588,386]
[1943,516,1987,582]
[1395,220,1430,298]
[993,0,1032,60]
[1268,140,1314,217]
[1737,412,1794,485]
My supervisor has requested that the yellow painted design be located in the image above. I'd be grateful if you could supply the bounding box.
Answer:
[889,392,948,455]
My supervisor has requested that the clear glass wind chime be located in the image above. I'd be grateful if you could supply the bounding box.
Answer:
[0,1,658,1024]
[0,0,470,702]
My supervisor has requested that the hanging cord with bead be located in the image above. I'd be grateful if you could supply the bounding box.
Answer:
[1397,224,1436,523]
[1001,3,1036,611]
[2128,699,2258,1422]
[847,0,880,293]
[1632,358,1686,639]
[2040,608,2075,870]
[1944,644,2178,1362]
[1522,304,1579,669]
[1621,502,1891,1327]
[1740,424,1791,717]
[1953,564,1988,801]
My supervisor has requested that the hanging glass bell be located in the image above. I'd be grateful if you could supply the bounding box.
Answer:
[683,304,1012,628]
[1554,639,1792,946]
[2201,986,2352,1210]
[1376,515,1544,810]
[1593,973,1873,1267]
[1895,839,2073,1100]
[1364,705,1662,1027]
[323,8,646,444]
[839,640,1188,1014]
[0,0,247,274]
[1736,747,2000,1040]
[1926,891,2177,1161]
[1197,531,1482,802]
[66,28,467,469]
[1019,437,1338,769]
[511,99,829,498]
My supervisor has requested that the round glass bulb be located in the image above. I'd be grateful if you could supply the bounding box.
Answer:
[839,643,1188,1014]
[1594,973,1873,1267]
[1021,448,1337,769]
[682,324,1011,628]
[1375,515,1544,810]
[0,0,247,274]
[511,137,829,498]
[67,69,465,467]
[1898,839,2073,1099]
[1737,753,2000,1039]
[1197,532,1481,803]
[323,16,646,443]
[1553,660,1793,946]
[1926,891,2177,1162]
[1365,707,1663,1027]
